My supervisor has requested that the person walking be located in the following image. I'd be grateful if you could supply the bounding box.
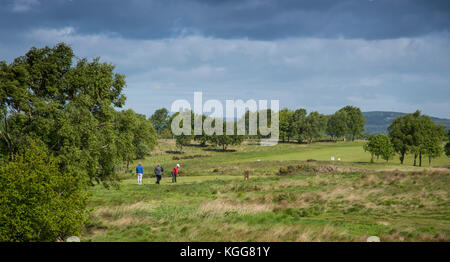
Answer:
[171,164,180,183]
[136,162,144,185]
[154,164,163,184]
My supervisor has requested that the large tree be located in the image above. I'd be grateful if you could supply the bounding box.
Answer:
[0,43,128,186]
[150,108,170,135]
[326,110,348,141]
[303,111,327,143]
[0,43,160,241]
[412,112,445,166]
[279,108,293,142]
[338,106,365,141]
[388,113,414,164]
[291,108,307,143]
[388,110,445,166]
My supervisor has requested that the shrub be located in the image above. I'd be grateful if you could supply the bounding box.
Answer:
[0,144,88,242]
[287,165,296,172]
[278,167,289,176]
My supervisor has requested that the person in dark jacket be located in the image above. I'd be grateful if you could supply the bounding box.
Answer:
[154,164,163,184]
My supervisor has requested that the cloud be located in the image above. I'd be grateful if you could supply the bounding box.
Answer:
[1,0,449,40]
[11,0,40,12]
[1,27,449,118]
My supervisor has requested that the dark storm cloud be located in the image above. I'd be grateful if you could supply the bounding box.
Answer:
[1,0,450,118]
[1,0,450,40]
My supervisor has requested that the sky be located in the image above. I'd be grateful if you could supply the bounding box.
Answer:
[1,0,450,118]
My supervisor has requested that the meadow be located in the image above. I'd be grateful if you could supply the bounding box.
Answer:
[83,140,450,241]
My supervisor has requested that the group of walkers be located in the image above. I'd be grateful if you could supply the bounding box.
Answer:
[135,163,180,185]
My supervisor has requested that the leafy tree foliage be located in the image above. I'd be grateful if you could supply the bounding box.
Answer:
[279,107,362,144]
[150,108,170,135]
[208,121,244,151]
[279,108,294,142]
[116,109,157,169]
[171,111,193,152]
[326,110,348,140]
[176,134,193,153]
[0,142,88,241]
[0,43,132,186]
[388,113,414,164]
[0,43,157,241]
[445,131,450,157]
[291,108,307,143]
[193,114,209,146]
[160,128,173,139]
[388,110,445,166]
[338,106,365,141]
[412,112,445,166]
[363,134,395,162]
[303,111,327,143]
[445,141,450,157]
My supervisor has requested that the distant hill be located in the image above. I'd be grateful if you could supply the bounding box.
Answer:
[363,111,450,134]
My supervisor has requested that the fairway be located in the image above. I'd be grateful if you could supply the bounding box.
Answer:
[83,140,450,242]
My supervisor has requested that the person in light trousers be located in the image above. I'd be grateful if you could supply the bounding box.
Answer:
[136,162,144,185]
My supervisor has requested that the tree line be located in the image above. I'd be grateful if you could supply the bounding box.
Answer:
[0,43,157,241]
[278,105,365,143]
[363,110,448,166]
[149,105,366,150]
[152,109,245,152]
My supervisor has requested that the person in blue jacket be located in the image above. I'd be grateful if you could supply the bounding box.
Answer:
[136,163,144,185]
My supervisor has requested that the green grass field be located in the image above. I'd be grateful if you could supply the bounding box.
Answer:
[82,140,450,242]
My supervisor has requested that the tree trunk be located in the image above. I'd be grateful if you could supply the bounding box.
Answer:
[413,154,417,166]
[419,152,422,167]
[400,152,404,164]
[429,157,432,166]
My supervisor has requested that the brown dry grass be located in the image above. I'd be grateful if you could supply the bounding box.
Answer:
[199,200,272,215]
[91,201,159,228]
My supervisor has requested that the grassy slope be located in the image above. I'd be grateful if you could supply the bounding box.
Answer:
[83,140,450,242]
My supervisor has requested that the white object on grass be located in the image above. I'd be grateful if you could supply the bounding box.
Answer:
[331,156,335,161]
[66,236,80,242]
[367,236,380,242]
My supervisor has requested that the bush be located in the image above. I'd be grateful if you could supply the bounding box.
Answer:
[445,142,450,157]
[0,144,88,242]
[278,167,289,176]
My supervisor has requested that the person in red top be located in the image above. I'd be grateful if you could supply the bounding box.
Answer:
[171,164,180,183]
